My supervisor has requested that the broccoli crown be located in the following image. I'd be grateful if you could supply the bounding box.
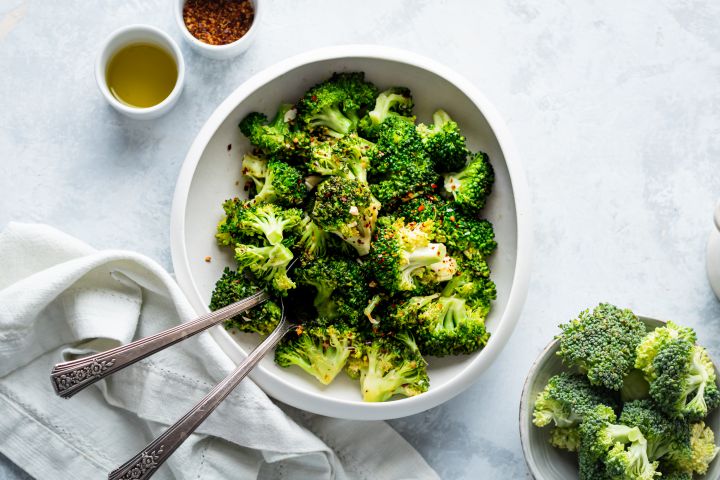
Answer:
[305,136,343,176]
[550,427,581,452]
[417,109,470,173]
[359,87,414,139]
[533,372,616,429]
[336,133,375,183]
[310,176,381,256]
[297,72,377,137]
[252,159,307,207]
[443,151,494,214]
[296,215,330,259]
[579,405,660,480]
[368,116,439,205]
[620,399,692,463]
[216,197,256,247]
[209,267,282,336]
[557,303,647,391]
[234,243,296,293]
[668,421,720,475]
[293,256,371,327]
[369,217,452,294]
[232,203,303,246]
[436,204,497,257]
[648,338,720,422]
[239,104,309,157]
[275,324,360,385]
[353,334,429,402]
[635,321,698,380]
[392,194,448,223]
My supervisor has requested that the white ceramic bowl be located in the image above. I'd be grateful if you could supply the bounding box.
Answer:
[174,0,261,59]
[95,25,185,120]
[170,45,532,420]
[520,316,720,479]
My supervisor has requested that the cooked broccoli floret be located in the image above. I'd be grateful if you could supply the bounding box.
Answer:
[352,335,429,402]
[311,176,381,256]
[240,152,268,191]
[209,267,282,335]
[305,136,342,176]
[297,72,377,137]
[239,104,308,157]
[293,256,371,326]
[533,372,616,429]
[234,243,295,292]
[369,217,454,294]
[231,203,303,246]
[620,400,692,464]
[443,151,494,214]
[296,215,330,259]
[368,116,439,206]
[557,303,647,391]
[359,87,414,139]
[251,160,307,207]
[669,421,720,475]
[579,404,660,480]
[392,194,447,223]
[417,109,470,173]
[635,321,698,380]
[216,197,255,247]
[275,325,359,385]
[336,133,375,183]
[648,338,720,421]
[550,427,582,452]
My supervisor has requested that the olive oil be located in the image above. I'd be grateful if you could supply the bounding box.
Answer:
[106,43,177,108]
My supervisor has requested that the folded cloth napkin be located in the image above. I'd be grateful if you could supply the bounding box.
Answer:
[0,223,438,480]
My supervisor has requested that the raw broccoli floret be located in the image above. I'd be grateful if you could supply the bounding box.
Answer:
[209,267,282,335]
[369,217,454,294]
[293,256,371,326]
[311,176,381,256]
[251,159,307,207]
[275,325,359,385]
[296,215,330,259]
[533,372,616,429]
[359,87,414,139]
[368,116,439,206]
[232,203,303,246]
[669,421,720,475]
[557,303,647,391]
[443,151,494,214]
[550,427,581,452]
[648,338,720,421]
[635,321,698,380]
[352,334,429,402]
[417,109,470,173]
[234,243,295,293]
[297,72,377,137]
[579,405,660,480]
[239,104,308,157]
[620,399,692,463]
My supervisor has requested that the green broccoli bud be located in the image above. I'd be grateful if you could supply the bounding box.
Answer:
[533,372,616,429]
[620,399,692,463]
[635,321,698,380]
[443,151,494,214]
[252,160,307,207]
[417,109,470,173]
[239,104,308,157]
[234,243,295,293]
[550,427,581,452]
[236,203,303,246]
[668,421,720,475]
[359,87,414,139]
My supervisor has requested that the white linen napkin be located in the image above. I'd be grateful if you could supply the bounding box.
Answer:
[0,223,438,480]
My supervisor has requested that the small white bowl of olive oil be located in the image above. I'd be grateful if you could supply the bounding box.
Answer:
[96,25,185,120]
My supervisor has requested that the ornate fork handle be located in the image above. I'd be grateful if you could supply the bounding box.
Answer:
[108,317,294,480]
[50,290,269,398]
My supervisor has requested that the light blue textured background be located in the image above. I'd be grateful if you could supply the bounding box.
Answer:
[1,1,719,478]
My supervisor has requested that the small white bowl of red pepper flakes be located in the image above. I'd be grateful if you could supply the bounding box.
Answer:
[175,0,260,59]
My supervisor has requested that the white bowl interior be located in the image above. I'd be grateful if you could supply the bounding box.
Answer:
[520,316,720,479]
[173,51,528,419]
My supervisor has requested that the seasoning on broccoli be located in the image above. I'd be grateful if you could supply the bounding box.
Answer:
[239,103,308,158]
[417,109,470,173]
[443,151,494,214]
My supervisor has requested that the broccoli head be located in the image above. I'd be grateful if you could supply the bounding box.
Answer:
[579,404,660,480]
[297,72,377,137]
[557,303,647,391]
[209,267,282,336]
[251,159,307,207]
[234,243,295,293]
[293,256,371,326]
[369,217,455,294]
[239,104,309,157]
[533,372,616,429]
[311,176,381,256]
[635,321,698,380]
[351,334,429,402]
[392,194,447,223]
[359,87,414,139]
[216,197,256,247]
[275,324,360,385]
[648,338,720,422]
[417,109,470,173]
[620,399,692,463]
[668,421,720,475]
[443,151,494,214]
[231,203,303,246]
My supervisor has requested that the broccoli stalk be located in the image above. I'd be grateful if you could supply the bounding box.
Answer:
[620,400,693,463]
[297,215,330,259]
[234,243,295,292]
[275,325,359,385]
[359,87,414,139]
[240,153,268,190]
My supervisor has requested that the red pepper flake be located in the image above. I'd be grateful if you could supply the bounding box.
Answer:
[311,94,318,102]
[417,205,425,212]
[430,183,438,189]
[183,0,255,46]
[227,143,232,151]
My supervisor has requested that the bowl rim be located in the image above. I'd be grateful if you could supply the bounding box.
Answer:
[170,45,533,420]
[519,315,720,479]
